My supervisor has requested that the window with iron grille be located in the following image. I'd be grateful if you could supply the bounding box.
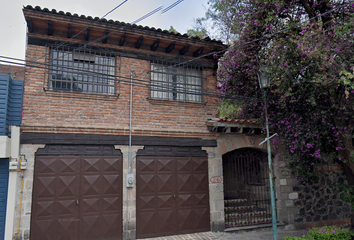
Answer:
[48,46,117,95]
[150,62,203,103]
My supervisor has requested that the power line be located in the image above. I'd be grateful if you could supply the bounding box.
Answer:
[53,0,129,49]
[162,0,185,14]
[131,6,163,24]
[0,56,262,103]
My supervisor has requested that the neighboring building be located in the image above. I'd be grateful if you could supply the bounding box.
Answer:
[9,5,351,240]
[0,69,24,240]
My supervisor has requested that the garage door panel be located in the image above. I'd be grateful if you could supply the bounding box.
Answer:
[103,175,120,194]
[193,158,208,172]
[137,174,155,194]
[157,174,173,193]
[82,175,100,196]
[194,208,210,230]
[102,197,120,211]
[31,219,54,240]
[58,175,77,197]
[176,158,192,172]
[137,195,156,210]
[194,194,208,207]
[35,157,56,174]
[157,158,174,172]
[81,198,100,213]
[177,194,192,208]
[103,157,121,172]
[193,174,208,192]
[56,218,79,240]
[33,201,54,218]
[101,214,120,238]
[137,211,156,236]
[35,176,56,198]
[157,210,177,233]
[58,157,79,173]
[178,209,194,231]
[82,157,100,173]
[157,195,174,209]
[57,199,77,216]
[137,157,155,172]
[80,215,100,239]
[177,174,193,192]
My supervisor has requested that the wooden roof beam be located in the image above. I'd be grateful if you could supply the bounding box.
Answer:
[47,20,53,36]
[26,17,33,33]
[67,24,72,38]
[151,39,160,51]
[165,41,175,53]
[102,30,109,44]
[85,27,90,41]
[193,47,204,57]
[179,44,190,55]
[119,33,126,46]
[135,36,144,49]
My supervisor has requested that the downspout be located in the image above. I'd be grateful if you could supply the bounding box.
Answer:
[129,70,134,174]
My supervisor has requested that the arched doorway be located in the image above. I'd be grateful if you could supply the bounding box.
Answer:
[223,148,273,228]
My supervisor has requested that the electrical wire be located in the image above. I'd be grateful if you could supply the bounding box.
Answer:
[0,56,262,103]
[162,0,185,14]
[48,0,129,50]
[131,6,163,24]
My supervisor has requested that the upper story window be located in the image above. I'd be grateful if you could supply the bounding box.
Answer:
[48,46,116,95]
[150,62,203,103]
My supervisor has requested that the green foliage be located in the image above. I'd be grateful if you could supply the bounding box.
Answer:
[284,226,354,240]
[338,184,354,210]
[186,28,208,38]
[217,100,242,117]
[168,26,178,34]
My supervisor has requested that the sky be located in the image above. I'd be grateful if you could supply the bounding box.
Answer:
[0,0,209,63]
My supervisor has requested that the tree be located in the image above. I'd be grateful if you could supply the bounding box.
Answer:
[168,26,179,34]
[217,0,354,196]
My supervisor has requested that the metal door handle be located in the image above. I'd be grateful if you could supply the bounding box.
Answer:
[76,200,79,205]
[173,195,176,200]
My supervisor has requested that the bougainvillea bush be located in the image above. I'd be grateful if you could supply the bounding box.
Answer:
[284,226,354,240]
[215,0,354,196]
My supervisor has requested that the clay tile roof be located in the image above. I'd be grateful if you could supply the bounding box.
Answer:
[23,5,225,45]
[212,117,260,125]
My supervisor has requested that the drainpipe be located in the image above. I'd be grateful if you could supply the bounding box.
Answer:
[129,70,133,174]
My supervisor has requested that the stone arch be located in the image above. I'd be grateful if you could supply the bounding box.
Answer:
[218,134,271,155]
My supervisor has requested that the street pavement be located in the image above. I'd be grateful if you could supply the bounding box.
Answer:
[138,228,309,240]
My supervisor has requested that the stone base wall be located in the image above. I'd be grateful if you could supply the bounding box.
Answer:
[294,170,352,223]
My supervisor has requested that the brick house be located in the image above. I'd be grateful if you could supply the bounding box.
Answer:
[9,5,352,240]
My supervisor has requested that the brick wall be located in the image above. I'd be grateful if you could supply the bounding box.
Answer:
[22,44,220,138]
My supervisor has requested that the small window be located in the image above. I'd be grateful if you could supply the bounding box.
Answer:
[48,46,116,95]
[150,62,203,102]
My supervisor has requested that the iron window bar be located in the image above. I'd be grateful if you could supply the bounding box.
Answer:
[45,44,118,95]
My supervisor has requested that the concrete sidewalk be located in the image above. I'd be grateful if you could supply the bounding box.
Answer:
[139,228,308,240]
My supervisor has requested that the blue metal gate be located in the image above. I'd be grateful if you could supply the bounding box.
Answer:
[0,159,9,240]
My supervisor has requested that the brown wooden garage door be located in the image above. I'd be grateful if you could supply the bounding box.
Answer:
[136,146,210,239]
[31,146,122,240]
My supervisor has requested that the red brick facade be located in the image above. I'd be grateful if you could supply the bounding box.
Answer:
[22,41,221,139]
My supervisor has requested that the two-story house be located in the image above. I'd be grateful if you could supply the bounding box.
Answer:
[11,4,353,240]
[18,5,229,240]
